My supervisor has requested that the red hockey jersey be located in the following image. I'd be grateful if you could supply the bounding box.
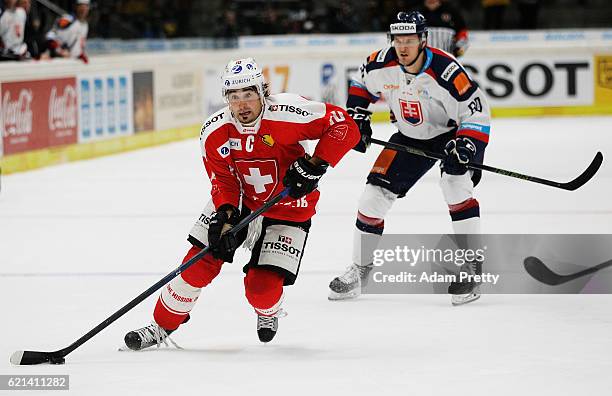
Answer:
[200,93,360,222]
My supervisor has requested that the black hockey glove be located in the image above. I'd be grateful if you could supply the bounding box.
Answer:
[442,137,476,175]
[283,155,328,199]
[208,204,241,262]
[348,107,373,153]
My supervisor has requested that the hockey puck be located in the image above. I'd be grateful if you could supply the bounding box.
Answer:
[49,356,65,365]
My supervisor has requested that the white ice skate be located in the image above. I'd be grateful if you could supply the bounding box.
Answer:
[449,261,482,306]
[328,264,373,301]
[450,285,481,306]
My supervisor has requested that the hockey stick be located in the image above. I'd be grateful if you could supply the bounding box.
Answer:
[370,138,603,191]
[35,0,68,16]
[10,188,290,365]
[523,256,612,286]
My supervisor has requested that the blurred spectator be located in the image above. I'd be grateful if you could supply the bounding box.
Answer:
[44,0,89,62]
[328,0,360,33]
[0,0,29,60]
[364,0,385,32]
[517,0,540,29]
[418,0,469,57]
[20,0,612,40]
[175,0,193,37]
[482,0,510,30]
[250,7,286,35]
[214,9,238,38]
[19,0,45,59]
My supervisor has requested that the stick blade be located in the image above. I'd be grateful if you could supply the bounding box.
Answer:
[561,152,603,191]
[523,256,565,286]
[10,350,64,365]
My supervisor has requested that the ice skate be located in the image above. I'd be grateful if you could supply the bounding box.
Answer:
[449,283,481,306]
[328,263,373,301]
[449,261,482,306]
[257,309,286,343]
[124,316,188,351]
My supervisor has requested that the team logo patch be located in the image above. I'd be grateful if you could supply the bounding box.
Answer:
[376,48,389,63]
[329,124,348,141]
[262,134,275,147]
[371,149,397,175]
[453,72,472,95]
[278,235,292,244]
[234,159,279,201]
[217,142,231,158]
[399,99,423,126]
[229,138,242,150]
[441,63,460,81]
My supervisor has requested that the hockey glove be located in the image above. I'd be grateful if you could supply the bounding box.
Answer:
[208,204,241,262]
[348,107,373,153]
[442,137,476,175]
[283,155,328,199]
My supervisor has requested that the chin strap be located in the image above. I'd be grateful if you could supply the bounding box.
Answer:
[402,42,426,69]
[233,104,265,127]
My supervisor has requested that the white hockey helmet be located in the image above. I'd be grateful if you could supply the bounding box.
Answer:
[221,58,265,102]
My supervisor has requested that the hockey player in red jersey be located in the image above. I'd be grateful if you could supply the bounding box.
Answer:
[328,11,491,305]
[124,58,359,349]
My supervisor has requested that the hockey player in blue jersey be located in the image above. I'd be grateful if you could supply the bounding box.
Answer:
[328,11,491,305]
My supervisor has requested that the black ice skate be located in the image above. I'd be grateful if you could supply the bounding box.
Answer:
[328,263,373,300]
[124,315,189,351]
[448,261,482,306]
[256,309,286,343]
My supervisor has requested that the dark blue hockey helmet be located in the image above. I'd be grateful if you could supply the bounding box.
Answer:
[389,11,428,40]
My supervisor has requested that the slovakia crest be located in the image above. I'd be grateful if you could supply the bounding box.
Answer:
[399,99,423,126]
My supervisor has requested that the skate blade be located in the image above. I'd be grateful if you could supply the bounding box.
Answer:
[328,289,361,301]
[451,293,481,306]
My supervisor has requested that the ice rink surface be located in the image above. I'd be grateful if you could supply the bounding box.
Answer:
[1,116,611,395]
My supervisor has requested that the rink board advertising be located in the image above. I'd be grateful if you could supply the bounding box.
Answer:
[2,46,611,171]
[132,71,155,133]
[361,235,612,294]
[460,56,593,108]
[1,78,78,155]
[250,54,606,111]
[78,72,134,141]
[154,67,203,131]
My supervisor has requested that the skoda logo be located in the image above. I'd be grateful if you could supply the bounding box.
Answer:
[231,65,243,74]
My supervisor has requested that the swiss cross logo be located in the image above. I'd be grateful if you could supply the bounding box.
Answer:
[234,159,279,201]
[399,99,423,126]
[279,235,292,244]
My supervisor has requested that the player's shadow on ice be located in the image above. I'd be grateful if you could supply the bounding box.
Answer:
[141,345,327,360]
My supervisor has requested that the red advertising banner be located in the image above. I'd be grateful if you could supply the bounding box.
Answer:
[1,78,78,155]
